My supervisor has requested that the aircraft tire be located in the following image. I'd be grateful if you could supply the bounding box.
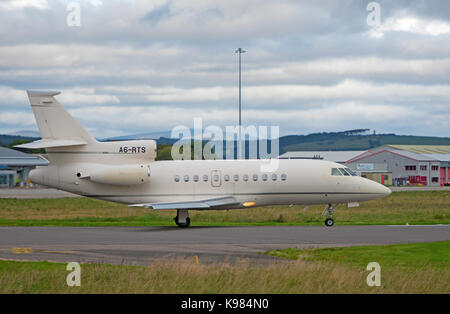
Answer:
[324,218,334,227]
[175,216,191,228]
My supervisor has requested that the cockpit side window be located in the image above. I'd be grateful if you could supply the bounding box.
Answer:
[332,167,357,176]
[331,168,343,176]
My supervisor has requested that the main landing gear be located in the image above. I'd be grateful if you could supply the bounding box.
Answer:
[322,203,335,227]
[174,209,190,228]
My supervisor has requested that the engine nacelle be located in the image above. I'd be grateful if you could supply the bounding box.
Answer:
[89,164,150,186]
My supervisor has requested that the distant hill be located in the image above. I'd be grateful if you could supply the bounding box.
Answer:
[104,130,450,153]
[0,134,39,146]
[150,131,450,159]
[103,129,213,141]
[7,130,41,137]
[278,132,450,153]
[2,130,450,158]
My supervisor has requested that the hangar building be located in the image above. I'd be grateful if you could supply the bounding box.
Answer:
[346,145,450,187]
[0,146,48,188]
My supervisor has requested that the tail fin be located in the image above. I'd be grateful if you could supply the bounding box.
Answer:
[16,90,96,149]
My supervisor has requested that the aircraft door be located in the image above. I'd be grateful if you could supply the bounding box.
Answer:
[211,170,221,187]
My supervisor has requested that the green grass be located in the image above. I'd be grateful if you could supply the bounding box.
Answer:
[1,242,449,293]
[265,242,450,269]
[0,191,448,226]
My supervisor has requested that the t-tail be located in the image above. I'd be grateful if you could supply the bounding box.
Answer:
[17,90,156,192]
[16,91,97,150]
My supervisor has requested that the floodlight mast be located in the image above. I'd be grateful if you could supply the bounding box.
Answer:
[235,48,246,159]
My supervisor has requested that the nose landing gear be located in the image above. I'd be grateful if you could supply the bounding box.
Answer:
[322,204,335,227]
[174,209,190,228]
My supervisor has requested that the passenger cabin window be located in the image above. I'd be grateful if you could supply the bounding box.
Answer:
[272,174,277,181]
[262,174,268,181]
[224,174,230,182]
[253,174,258,181]
[193,175,199,182]
[243,174,249,181]
[174,175,180,182]
[281,173,287,181]
[203,174,208,182]
[233,174,239,182]
[184,175,189,182]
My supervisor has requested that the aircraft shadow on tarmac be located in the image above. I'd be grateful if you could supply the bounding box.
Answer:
[132,225,237,232]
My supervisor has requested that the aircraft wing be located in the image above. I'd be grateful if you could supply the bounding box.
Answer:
[129,196,240,210]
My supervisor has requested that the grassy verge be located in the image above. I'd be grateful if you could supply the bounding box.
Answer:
[1,242,448,293]
[0,191,448,226]
[264,241,450,269]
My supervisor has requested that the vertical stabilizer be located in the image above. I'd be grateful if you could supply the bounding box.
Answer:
[26,90,96,144]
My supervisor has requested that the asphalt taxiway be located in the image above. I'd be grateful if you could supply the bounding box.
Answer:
[0,225,448,265]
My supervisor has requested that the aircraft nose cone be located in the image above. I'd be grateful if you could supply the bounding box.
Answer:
[382,185,392,196]
[359,177,392,199]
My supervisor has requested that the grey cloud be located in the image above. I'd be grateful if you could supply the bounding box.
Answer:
[0,0,449,137]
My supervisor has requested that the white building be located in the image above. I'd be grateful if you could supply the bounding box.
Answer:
[0,146,49,187]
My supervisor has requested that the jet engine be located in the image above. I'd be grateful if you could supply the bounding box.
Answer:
[87,164,150,186]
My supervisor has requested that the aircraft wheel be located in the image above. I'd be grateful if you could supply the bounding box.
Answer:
[174,216,190,228]
[324,218,334,227]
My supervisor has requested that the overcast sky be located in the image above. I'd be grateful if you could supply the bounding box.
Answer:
[0,0,449,138]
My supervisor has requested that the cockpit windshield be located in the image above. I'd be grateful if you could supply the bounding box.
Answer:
[331,167,357,176]
[331,168,342,176]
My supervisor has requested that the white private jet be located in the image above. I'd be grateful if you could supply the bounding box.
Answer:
[17,91,391,227]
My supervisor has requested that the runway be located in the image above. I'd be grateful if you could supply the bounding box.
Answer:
[0,225,448,265]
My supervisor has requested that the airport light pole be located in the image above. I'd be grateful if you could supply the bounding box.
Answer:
[235,48,246,159]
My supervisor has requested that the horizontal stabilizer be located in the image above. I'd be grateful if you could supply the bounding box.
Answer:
[130,196,239,210]
[15,139,87,149]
